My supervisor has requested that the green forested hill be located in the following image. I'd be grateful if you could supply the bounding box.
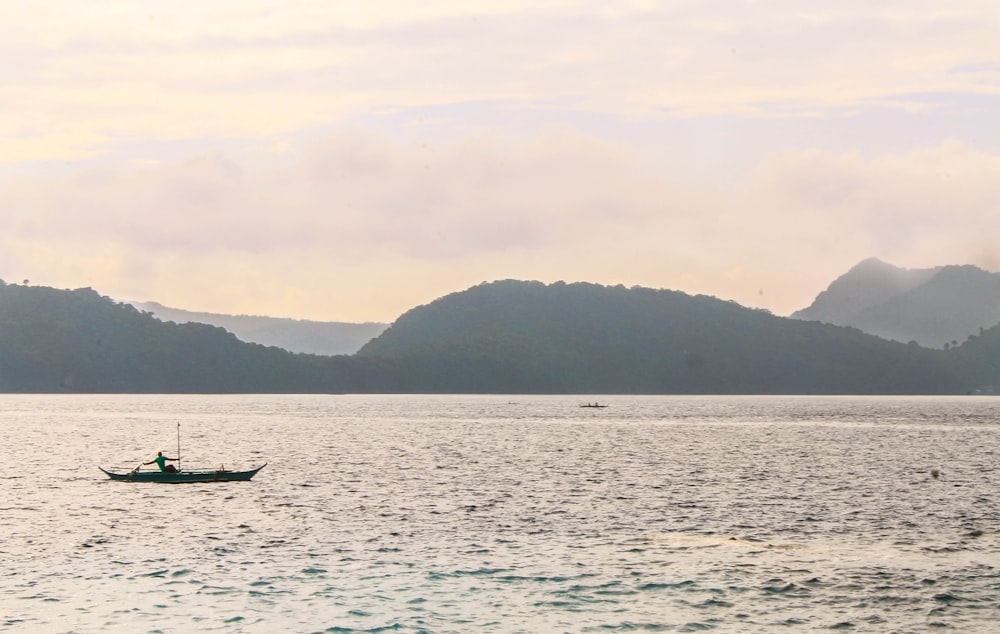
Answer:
[357,280,973,394]
[2,278,998,394]
[0,281,348,393]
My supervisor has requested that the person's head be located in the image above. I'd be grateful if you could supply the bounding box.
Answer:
[157,451,163,456]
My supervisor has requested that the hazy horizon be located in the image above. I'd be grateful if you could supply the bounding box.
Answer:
[2,2,999,322]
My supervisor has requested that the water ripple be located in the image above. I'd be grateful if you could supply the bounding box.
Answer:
[2,394,999,632]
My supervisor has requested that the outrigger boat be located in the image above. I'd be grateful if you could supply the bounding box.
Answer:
[99,464,265,483]
[99,422,265,483]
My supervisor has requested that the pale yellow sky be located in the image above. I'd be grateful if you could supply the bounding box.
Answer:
[2,1,999,322]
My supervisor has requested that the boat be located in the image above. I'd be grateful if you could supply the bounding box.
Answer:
[580,403,608,408]
[100,422,265,483]
[99,464,266,483]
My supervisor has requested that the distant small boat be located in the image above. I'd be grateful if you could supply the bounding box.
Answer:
[99,464,266,483]
[580,403,608,408]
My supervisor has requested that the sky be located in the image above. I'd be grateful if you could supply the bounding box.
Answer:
[2,1,999,323]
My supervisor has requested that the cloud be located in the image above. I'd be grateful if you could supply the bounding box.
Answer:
[3,122,999,321]
[744,140,1000,284]
[2,1,999,320]
[3,1,999,163]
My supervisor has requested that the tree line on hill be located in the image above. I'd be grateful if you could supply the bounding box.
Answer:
[1,277,998,394]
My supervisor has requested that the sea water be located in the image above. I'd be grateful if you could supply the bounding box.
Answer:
[1,394,998,633]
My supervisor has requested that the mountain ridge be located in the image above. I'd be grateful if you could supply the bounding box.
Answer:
[791,258,1000,348]
[4,267,1000,394]
[130,301,387,355]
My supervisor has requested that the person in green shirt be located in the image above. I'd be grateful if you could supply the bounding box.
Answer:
[144,451,179,472]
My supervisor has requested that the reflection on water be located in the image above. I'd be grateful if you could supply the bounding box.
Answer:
[1,394,998,632]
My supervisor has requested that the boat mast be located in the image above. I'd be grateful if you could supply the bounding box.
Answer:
[177,422,181,472]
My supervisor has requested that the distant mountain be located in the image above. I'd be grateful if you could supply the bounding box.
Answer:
[791,258,1000,348]
[130,301,386,355]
